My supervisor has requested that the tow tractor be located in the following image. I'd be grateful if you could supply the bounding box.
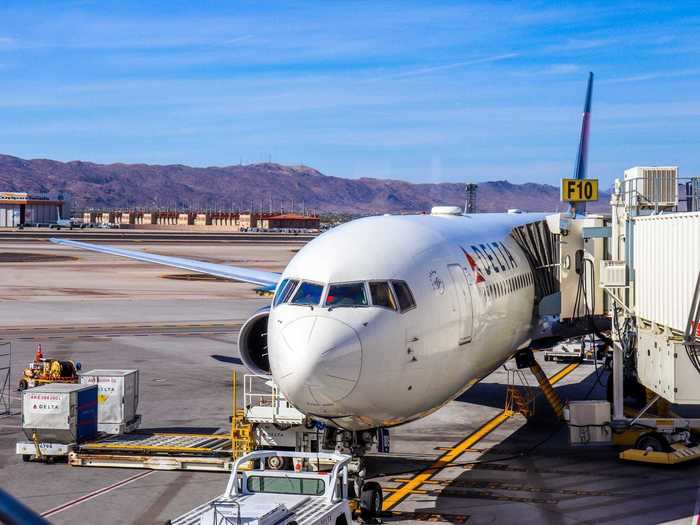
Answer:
[167,450,359,525]
[18,345,81,391]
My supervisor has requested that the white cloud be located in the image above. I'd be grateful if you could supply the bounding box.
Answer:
[371,53,520,81]
[543,63,581,75]
[221,35,254,46]
[602,68,700,84]
[544,38,616,53]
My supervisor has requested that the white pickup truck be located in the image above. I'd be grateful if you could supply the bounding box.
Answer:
[168,450,355,525]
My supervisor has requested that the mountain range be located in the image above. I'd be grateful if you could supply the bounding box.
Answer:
[0,154,608,214]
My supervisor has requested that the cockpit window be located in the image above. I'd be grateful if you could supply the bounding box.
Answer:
[325,283,368,307]
[369,282,397,310]
[290,281,324,305]
[273,278,299,307]
[391,281,416,312]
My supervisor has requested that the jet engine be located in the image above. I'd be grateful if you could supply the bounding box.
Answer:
[238,307,271,374]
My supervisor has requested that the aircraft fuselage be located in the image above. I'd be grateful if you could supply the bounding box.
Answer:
[267,212,542,431]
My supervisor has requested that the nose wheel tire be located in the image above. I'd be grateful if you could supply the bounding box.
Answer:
[360,481,383,520]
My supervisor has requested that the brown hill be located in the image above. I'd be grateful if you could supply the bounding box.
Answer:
[0,154,606,214]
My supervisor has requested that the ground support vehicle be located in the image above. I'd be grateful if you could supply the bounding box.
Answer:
[167,450,355,525]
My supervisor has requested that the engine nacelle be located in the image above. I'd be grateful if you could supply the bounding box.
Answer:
[238,307,271,374]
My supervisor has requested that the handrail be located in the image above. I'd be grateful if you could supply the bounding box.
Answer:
[225,450,351,498]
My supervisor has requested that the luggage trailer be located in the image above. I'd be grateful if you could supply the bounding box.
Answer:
[21,373,329,472]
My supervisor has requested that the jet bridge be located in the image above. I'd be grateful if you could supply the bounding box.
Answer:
[511,219,560,302]
[605,169,700,405]
[563,166,700,463]
[513,166,700,461]
[512,211,609,348]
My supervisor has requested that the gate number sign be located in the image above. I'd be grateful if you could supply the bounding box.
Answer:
[561,178,598,202]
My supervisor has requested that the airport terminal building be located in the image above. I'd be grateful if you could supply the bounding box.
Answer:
[0,192,64,227]
[82,210,321,231]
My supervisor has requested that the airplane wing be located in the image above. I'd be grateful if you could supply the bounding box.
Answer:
[50,238,280,288]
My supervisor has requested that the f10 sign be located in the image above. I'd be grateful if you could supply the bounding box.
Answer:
[561,178,599,202]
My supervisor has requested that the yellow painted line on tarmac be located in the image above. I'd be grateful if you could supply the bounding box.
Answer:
[382,410,511,510]
[392,478,443,484]
[434,446,485,452]
[547,362,580,386]
[382,362,580,511]
[382,488,430,495]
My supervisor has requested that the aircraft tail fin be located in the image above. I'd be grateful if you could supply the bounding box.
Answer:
[570,72,594,216]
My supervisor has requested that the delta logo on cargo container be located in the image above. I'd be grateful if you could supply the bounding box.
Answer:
[29,393,62,412]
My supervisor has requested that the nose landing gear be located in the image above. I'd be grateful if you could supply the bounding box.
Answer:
[360,481,384,521]
[323,427,385,521]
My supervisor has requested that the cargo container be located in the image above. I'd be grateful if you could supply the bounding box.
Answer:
[22,383,97,444]
[79,369,140,434]
[633,212,700,334]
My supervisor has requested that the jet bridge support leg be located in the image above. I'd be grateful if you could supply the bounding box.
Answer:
[515,350,565,420]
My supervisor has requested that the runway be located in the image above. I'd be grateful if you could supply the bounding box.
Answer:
[0,228,315,243]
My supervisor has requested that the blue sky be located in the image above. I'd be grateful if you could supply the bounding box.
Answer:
[0,1,699,186]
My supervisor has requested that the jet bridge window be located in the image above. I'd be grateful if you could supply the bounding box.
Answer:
[290,281,324,306]
[369,281,397,310]
[273,278,299,306]
[391,281,416,313]
[326,282,368,307]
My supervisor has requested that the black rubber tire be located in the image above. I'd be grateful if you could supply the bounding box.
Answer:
[636,432,673,453]
[22,454,32,462]
[18,379,28,391]
[360,481,383,520]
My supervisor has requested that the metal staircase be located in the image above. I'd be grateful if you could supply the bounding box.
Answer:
[505,368,536,418]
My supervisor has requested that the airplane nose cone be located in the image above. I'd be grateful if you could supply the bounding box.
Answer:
[274,316,362,406]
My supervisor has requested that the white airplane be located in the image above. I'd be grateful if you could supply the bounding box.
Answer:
[53,210,541,428]
[52,207,79,229]
[51,74,596,439]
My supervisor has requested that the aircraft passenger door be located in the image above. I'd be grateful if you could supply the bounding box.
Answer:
[447,264,473,345]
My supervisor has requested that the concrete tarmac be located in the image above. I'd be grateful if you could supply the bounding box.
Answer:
[1,238,699,524]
